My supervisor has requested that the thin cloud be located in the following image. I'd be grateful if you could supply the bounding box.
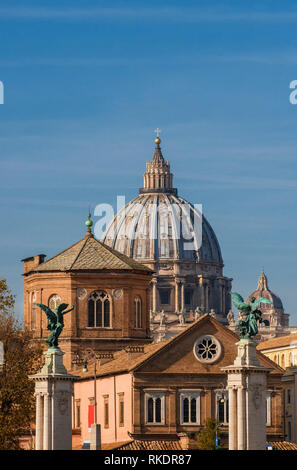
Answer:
[1,51,297,68]
[0,7,297,24]
[180,174,297,191]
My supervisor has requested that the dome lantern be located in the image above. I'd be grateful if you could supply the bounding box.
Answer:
[140,132,177,196]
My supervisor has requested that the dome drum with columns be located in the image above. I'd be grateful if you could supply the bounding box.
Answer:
[102,135,232,325]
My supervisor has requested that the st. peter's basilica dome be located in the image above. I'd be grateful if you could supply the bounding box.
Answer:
[102,136,232,322]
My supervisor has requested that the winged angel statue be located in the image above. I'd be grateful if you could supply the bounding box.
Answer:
[34,302,74,349]
[231,292,272,339]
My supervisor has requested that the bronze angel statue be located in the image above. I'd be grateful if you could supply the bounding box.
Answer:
[231,292,272,339]
[34,302,74,349]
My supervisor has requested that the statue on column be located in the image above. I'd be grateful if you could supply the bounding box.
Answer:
[227,309,235,326]
[231,293,272,339]
[34,302,74,349]
[270,311,278,327]
[209,308,216,317]
[159,310,166,326]
[194,306,203,321]
[178,310,185,325]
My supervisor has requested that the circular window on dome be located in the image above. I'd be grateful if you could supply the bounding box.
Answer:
[193,335,221,364]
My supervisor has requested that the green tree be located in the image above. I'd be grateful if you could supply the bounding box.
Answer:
[0,279,42,449]
[196,418,220,450]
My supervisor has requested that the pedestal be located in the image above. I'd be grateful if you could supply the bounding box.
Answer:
[30,348,78,450]
[222,339,271,450]
[90,424,101,450]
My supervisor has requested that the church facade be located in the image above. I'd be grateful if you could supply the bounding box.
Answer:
[73,314,285,447]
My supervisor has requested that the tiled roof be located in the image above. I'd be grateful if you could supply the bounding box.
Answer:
[115,439,182,451]
[267,441,297,450]
[74,314,284,379]
[257,334,297,351]
[75,341,164,379]
[30,233,153,273]
[72,441,131,451]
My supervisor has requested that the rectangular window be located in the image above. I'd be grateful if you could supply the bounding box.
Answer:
[185,289,193,305]
[119,396,124,427]
[180,391,201,425]
[104,397,109,428]
[160,290,170,305]
[145,393,165,424]
[215,391,229,425]
[75,400,81,428]
[287,388,291,405]
[135,298,142,329]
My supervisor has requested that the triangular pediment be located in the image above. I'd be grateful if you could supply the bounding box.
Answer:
[133,315,283,375]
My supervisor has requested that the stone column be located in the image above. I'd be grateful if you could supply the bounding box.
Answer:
[205,282,209,312]
[180,281,185,312]
[30,348,78,450]
[237,386,246,450]
[152,278,157,313]
[222,339,271,450]
[43,392,51,450]
[198,277,204,310]
[175,279,180,313]
[35,392,43,450]
[227,386,236,450]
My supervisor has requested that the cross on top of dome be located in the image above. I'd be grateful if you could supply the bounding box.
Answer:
[154,128,162,145]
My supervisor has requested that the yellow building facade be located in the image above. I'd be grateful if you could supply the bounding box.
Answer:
[257,334,297,369]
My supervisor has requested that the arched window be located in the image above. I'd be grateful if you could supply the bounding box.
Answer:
[180,392,201,425]
[145,392,165,424]
[49,294,61,311]
[88,291,110,328]
[134,297,142,328]
[31,292,37,329]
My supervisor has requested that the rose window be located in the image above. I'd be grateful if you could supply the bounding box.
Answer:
[194,335,221,364]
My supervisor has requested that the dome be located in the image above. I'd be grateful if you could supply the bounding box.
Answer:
[102,192,223,264]
[100,134,231,320]
[247,270,283,310]
[102,136,223,265]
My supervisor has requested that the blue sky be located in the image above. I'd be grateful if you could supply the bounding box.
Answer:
[0,0,297,322]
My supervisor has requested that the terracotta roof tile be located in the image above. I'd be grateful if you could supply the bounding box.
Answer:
[30,234,153,273]
[115,439,182,451]
[257,334,297,351]
[267,441,297,450]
